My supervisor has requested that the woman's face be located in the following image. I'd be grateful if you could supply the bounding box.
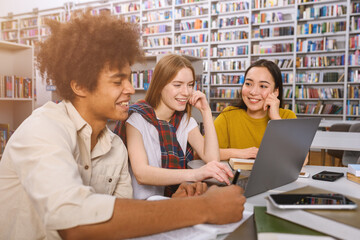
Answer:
[159,67,194,113]
[241,66,278,117]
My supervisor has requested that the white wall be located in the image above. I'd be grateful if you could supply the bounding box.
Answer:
[0,0,99,17]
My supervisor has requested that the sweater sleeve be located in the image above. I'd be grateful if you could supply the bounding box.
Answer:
[214,113,230,149]
[280,109,297,119]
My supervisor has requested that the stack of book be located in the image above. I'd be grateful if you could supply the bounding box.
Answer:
[229,158,254,171]
[347,164,360,184]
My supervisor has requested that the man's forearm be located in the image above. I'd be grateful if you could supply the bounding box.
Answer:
[59,197,209,240]
[59,185,246,240]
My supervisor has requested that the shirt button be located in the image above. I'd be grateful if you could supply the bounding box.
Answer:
[108,178,112,183]
[84,165,89,170]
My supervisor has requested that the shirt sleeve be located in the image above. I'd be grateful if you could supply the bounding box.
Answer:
[280,109,297,119]
[112,137,133,199]
[126,113,145,134]
[147,195,170,201]
[213,113,229,148]
[9,115,116,230]
[188,116,198,132]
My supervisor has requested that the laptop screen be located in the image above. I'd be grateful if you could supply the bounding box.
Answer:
[244,118,321,197]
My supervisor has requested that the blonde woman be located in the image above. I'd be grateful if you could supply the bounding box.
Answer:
[114,54,233,199]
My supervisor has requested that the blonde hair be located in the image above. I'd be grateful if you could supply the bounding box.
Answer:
[145,54,195,119]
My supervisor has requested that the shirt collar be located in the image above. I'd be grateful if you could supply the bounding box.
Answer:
[62,100,116,157]
[63,100,88,132]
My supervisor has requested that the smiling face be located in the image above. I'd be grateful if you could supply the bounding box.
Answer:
[84,63,134,124]
[157,67,194,116]
[242,66,279,118]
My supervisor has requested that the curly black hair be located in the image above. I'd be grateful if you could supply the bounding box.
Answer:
[36,11,144,101]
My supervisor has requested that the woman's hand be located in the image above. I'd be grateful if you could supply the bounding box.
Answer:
[236,147,258,159]
[264,92,281,120]
[195,161,234,185]
[172,182,208,198]
[188,90,211,113]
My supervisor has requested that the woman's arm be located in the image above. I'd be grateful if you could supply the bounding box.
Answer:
[187,91,220,163]
[126,123,232,185]
[213,109,259,160]
[219,147,258,160]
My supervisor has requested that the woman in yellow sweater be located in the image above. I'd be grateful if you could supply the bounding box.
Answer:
[214,59,297,160]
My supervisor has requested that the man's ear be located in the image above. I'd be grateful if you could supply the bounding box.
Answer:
[274,88,279,97]
[70,80,87,97]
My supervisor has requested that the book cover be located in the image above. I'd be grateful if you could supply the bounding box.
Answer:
[254,206,332,240]
[347,172,360,185]
[266,186,360,240]
[348,164,360,177]
[229,158,254,171]
[337,73,345,82]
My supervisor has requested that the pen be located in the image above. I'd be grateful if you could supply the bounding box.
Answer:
[232,169,241,185]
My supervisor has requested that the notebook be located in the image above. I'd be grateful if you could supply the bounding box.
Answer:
[187,117,321,198]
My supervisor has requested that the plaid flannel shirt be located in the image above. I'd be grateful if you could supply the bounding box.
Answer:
[114,100,193,196]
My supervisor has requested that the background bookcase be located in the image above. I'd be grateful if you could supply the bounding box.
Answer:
[0,0,359,120]
[0,40,34,157]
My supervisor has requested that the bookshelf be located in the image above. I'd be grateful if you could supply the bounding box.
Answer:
[0,41,34,157]
[294,0,348,118]
[347,0,360,118]
[0,0,359,120]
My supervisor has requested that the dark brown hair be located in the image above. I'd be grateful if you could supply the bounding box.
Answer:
[145,54,195,119]
[234,59,283,109]
[36,11,144,101]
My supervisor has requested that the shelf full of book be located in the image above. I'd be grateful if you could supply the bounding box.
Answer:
[0,0,359,120]
[0,41,34,158]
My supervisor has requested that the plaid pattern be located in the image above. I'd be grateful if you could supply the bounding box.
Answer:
[113,100,193,196]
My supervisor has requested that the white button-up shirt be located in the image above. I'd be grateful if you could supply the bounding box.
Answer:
[0,101,132,240]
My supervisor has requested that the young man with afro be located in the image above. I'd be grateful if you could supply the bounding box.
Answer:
[0,12,246,239]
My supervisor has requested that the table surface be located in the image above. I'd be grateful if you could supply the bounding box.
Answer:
[225,165,360,239]
[319,120,360,128]
[310,130,360,151]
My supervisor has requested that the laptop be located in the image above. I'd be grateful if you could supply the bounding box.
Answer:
[187,117,321,198]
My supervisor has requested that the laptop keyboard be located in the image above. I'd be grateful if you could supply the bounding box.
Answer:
[234,170,251,190]
[236,176,249,190]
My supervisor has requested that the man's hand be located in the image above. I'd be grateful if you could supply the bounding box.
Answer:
[172,182,208,198]
[202,185,246,224]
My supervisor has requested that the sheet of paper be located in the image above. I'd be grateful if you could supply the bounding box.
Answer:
[229,158,255,163]
[130,210,252,240]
